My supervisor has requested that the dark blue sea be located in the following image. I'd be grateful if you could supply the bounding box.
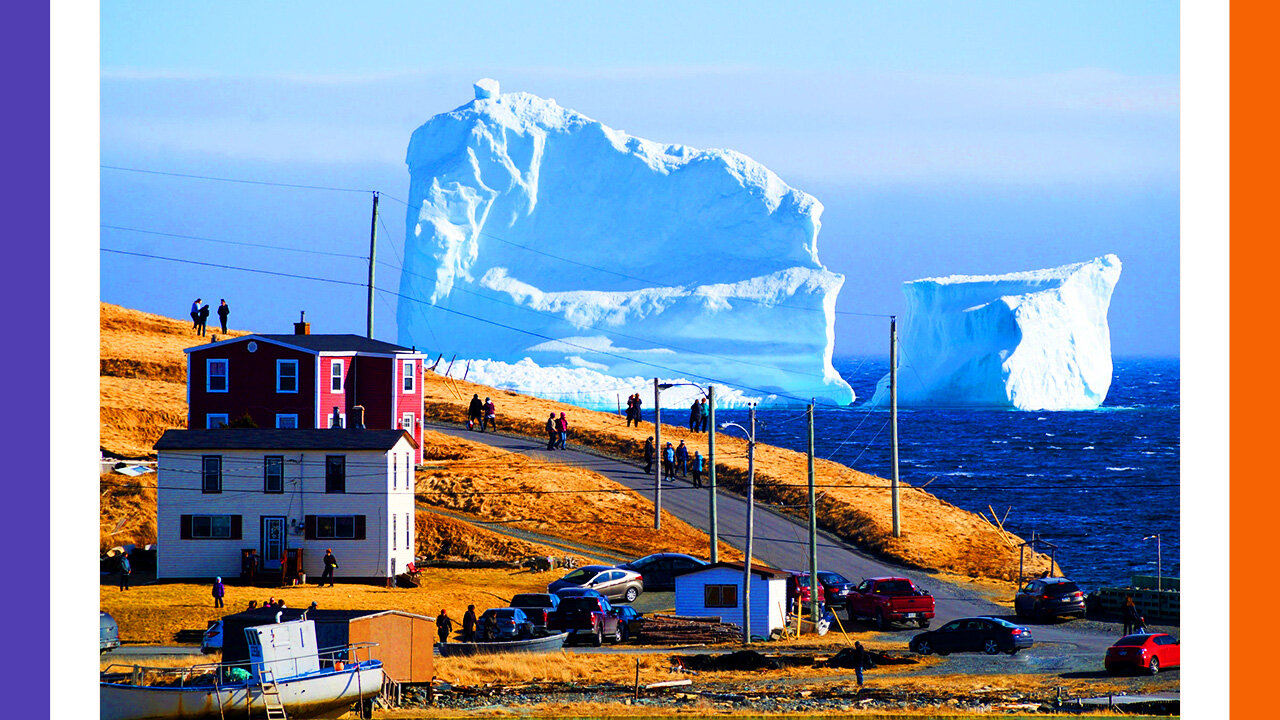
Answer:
[710,357,1179,592]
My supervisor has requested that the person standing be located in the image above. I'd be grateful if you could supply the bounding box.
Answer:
[216,299,230,334]
[643,437,655,475]
[321,549,338,587]
[546,413,558,450]
[691,451,704,488]
[688,399,703,432]
[675,440,689,477]
[118,551,131,591]
[633,395,643,426]
[212,577,225,608]
[852,641,870,686]
[197,303,211,337]
[662,442,676,479]
[699,398,710,432]
[556,412,569,450]
[462,604,478,642]
[1121,596,1140,635]
[625,394,637,427]
[190,298,202,329]
[483,398,496,432]
[467,394,483,431]
[436,609,454,644]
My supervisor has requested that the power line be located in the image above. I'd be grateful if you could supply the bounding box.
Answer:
[102,224,369,260]
[102,165,373,194]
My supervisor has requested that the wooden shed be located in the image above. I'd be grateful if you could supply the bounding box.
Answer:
[220,608,434,683]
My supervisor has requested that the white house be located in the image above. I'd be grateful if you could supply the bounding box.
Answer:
[154,428,418,582]
[673,562,789,639]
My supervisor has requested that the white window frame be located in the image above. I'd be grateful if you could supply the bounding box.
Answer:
[314,514,356,539]
[405,512,411,550]
[205,413,230,429]
[330,359,344,393]
[327,412,346,429]
[206,358,229,393]
[392,454,398,490]
[275,414,298,429]
[276,359,299,393]
[401,412,414,434]
[191,514,233,539]
[392,514,398,550]
[402,360,415,393]
[263,455,285,494]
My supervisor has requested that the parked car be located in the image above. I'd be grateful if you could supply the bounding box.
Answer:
[1105,633,1180,675]
[552,587,606,600]
[613,604,644,641]
[846,576,935,629]
[549,595,623,646]
[618,553,709,591]
[910,617,1033,656]
[547,565,644,603]
[1014,577,1086,621]
[816,571,856,609]
[509,593,561,632]
[785,571,827,611]
[200,619,224,654]
[478,608,535,641]
[100,612,121,653]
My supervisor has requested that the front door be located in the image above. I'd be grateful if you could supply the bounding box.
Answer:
[261,516,286,570]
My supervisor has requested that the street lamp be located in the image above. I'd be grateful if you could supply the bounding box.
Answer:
[1143,534,1162,591]
[720,404,757,645]
[655,381,718,561]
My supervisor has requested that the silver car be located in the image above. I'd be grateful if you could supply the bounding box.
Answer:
[547,565,644,603]
[100,612,121,653]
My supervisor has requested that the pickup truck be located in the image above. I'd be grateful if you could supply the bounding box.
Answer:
[844,577,935,630]
[548,595,623,646]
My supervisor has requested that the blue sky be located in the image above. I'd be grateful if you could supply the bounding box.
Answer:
[100,1,1179,356]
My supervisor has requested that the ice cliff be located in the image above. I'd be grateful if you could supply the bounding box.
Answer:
[397,79,855,407]
[869,255,1122,410]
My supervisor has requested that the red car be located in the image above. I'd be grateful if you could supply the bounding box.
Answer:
[1105,633,1180,675]
[785,571,827,611]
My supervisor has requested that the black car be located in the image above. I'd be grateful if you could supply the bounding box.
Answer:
[1014,577,1086,621]
[613,604,643,641]
[816,571,856,608]
[619,553,709,591]
[478,608,534,641]
[909,617,1033,656]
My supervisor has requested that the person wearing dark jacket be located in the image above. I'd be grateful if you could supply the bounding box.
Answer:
[436,609,454,644]
[321,549,338,587]
[118,552,131,591]
[852,641,871,685]
[692,451,704,487]
[467,394,483,430]
[482,398,496,432]
[196,304,210,337]
[1122,596,1141,635]
[462,605,478,642]
[546,413,558,450]
[216,299,230,334]
[643,437,655,474]
[555,412,569,450]
[212,577,225,608]
[689,399,703,431]
[675,440,689,477]
[662,442,676,479]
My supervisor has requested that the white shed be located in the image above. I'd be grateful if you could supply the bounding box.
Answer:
[673,562,789,639]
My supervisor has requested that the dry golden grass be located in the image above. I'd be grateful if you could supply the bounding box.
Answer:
[100,472,158,554]
[416,510,578,563]
[100,376,187,458]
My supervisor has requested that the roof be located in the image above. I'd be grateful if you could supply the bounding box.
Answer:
[154,428,418,451]
[185,333,418,355]
[673,561,790,581]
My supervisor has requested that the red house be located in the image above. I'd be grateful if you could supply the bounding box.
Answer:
[185,319,428,463]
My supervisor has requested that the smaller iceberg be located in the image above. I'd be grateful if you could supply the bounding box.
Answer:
[869,255,1122,410]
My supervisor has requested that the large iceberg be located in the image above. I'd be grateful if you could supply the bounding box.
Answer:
[868,255,1122,410]
[397,80,854,407]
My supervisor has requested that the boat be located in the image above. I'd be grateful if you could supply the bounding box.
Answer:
[101,616,384,720]
[436,631,570,657]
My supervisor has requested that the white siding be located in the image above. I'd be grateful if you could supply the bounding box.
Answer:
[157,437,417,580]
[673,567,786,638]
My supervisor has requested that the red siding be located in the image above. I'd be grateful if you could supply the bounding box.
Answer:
[188,341,316,428]
[394,357,424,464]
[317,355,354,427]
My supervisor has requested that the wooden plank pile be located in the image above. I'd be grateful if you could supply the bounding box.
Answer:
[632,614,742,644]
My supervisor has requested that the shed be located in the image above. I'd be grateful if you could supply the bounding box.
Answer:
[673,562,789,640]
[220,608,434,683]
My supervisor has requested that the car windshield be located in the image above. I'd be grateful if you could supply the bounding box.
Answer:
[818,572,849,584]
[511,594,555,607]
[481,609,515,620]
[561,597,602,612]
[1045,581,1081,595]
[560,568,598,584]
[986,617,1020,628]
[1114,635,1155,647]
[876,580,913,594]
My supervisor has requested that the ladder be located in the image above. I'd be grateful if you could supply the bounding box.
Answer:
[258,669,288,720]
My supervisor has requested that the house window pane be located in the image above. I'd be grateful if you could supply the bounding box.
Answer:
[277,360,298,393]
[392,515,398,549]
[325,456,346,493]
[210,515,231,538]
[193,516,212,537]
[275,414,297,429]
[207,359,228,392]
[264,456,284,493]
[201,456,222,493]
[335,516,355,538]
[402,360,414,392]
[331,360,343,392]
[316,516,335,538]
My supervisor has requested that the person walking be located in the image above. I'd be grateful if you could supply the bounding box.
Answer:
[216,299,230,334]
[196,303,211,337]
[118,551,131,591]
[467,394,483,431]
[692,451,704,487]
[436,609,454,644]
[483,398,496,432]
[699,398,710,432]
[675,440,689,477]
[633,395,643,426]
[852,641,871,686]
[546,413,558,450]
[462,604,478,642]
[321,549,338,587]
[643,437,655,475]
[1121,596,1140,635]
[212,577,225,608]
[190,298,202,329]
[688,399,703,432]
[556,412,569,450]
[662,442,676,479]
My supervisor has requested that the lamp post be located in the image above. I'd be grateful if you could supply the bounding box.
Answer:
[655,381,717,560]
[721,404,756,645]
[1143,534,1162,591]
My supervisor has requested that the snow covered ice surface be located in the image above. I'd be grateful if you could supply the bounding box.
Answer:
[397,79,854,409]
[869,255,1122,410]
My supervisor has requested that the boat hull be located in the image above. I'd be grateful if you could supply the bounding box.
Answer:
[100,664,383,720]
[436,631,569,657]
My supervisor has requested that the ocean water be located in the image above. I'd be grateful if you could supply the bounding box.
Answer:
[710,357,1179,591]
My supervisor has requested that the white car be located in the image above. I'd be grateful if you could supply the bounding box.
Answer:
[201,620,223,654]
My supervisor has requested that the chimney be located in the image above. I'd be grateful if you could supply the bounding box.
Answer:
[351,405,366,430]
[294,311,311,335]
[330,406,343,429]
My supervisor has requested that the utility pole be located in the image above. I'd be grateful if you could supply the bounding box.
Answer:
[708,385,718,563]
[653,378,662,531]
[742,404,756,645]
[366,191,380,339]
[890,315,901,537]
[807,399,818,624]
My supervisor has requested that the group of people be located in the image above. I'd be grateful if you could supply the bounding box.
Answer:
[624,393,644,426]
[642,437,707,487]
[242,598,320,611]
[435,605,480,644]
[189,298,231,337]
[467,394,498,432]
[545,412,570,450]
[687,397,709,432]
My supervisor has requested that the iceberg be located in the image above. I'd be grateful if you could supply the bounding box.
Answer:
[868,255,1122,410]
[396,80,855,409]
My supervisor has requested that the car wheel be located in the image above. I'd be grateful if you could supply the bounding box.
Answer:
[625,586,639,603]
[1148,657,1160,675]
[983,639,1001,655]
[876,610,888,631]
[914,640,932,655]
[612,625,623,643]
[918,618,930,629]
[592,627,603,647]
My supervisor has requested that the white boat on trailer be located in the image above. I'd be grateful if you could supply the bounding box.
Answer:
[101,616,384,720]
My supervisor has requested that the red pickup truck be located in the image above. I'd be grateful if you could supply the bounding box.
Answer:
[548,595,623,646]
[844,577,935,630]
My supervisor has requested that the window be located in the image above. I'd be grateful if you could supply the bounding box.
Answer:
[305,514,365,540]
[205,413,229,429]
[206,359,228,392]
[392,514,397,550]
[264,456,284,493]
[276,359,298,393]
[201,456,222,493]
[392,454,398,490]
[402,360,415,392]
[325,455,346,493]
[330,359,344,392]
[401,412,415,435]
[327,412,345,429]
[275,414,298,429]
[704,584,738,608]
[405,512,410,550]
[181,514,241,540]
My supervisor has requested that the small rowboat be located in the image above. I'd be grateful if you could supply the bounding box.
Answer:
[436,631,569,657]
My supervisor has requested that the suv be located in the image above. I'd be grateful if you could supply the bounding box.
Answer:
[1014,577,1086,621]
[100,612,121,653]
